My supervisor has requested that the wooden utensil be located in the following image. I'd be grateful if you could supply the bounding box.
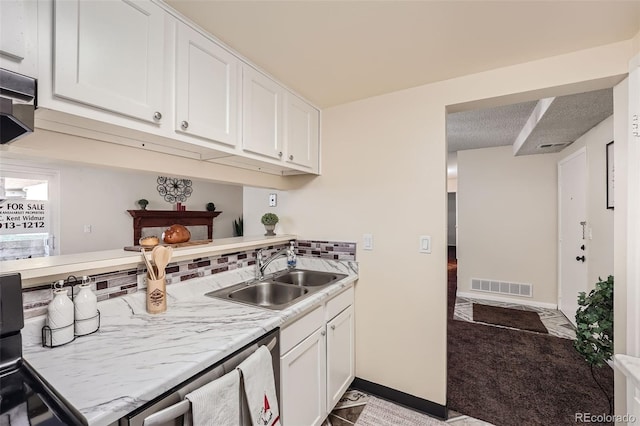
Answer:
[152,246,173,279]
[141,249,156,280]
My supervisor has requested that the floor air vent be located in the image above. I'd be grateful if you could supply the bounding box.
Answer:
[471,278,532,298]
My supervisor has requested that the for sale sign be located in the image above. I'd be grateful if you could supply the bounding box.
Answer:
[0,200,50,235]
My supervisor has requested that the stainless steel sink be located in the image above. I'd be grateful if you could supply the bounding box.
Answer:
[228,281,308,307]
[272,269,347,287]
[205,269,348,310]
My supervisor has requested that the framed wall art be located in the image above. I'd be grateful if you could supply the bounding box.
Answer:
[606,141,614,209]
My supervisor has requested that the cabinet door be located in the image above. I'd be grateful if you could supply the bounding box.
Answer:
[175,24,238,146]
[284,92,319,171]
[0,0,38,76]
[281,328,326,426]
[53,0,165,123]
[242,66,283,159]
[326,306,355,412]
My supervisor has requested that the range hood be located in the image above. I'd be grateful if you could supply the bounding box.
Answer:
[0,68,36,144]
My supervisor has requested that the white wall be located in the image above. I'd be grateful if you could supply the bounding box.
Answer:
[457,146,559,304]
[278,40,630,406]
[557,115,614,288]
[447,193,456,246]
[613,75,629,421]
[56,163,242,254]
[242,187,290,237]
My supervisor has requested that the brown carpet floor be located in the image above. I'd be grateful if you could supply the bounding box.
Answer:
[446,247,614,426]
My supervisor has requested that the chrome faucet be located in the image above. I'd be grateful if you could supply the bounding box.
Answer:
[256,243,296,280]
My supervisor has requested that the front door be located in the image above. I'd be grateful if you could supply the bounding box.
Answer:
[558,149,588,326]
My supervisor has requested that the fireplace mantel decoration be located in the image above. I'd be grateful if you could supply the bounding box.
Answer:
[127,210,221,245]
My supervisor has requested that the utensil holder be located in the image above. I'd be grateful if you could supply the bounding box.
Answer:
[146,271,166,314]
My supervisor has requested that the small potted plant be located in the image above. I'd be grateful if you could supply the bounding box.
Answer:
[233,216,244,237]
[261,213,279,236]
[137,199,149,210]
[206,202,216,212]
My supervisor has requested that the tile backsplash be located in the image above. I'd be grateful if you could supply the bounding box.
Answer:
[22,239,356,318]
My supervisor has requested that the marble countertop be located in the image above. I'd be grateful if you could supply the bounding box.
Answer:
[614,353,640,388]
[22,257,358,426]
[4,234,297,287]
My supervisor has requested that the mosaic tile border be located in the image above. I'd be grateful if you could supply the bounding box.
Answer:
[22,239,355,318]
[296,240,356,261]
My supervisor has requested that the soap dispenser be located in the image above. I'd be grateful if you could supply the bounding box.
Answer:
[74,276,98,336]
[46,280,74,346]
[287,241,297,269]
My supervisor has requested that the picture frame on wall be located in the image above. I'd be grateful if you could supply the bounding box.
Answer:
[606,141,614,209]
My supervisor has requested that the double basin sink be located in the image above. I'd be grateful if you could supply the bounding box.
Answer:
[205,269,347,310]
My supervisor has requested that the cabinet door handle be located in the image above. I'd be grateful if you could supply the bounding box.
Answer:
[289,155,294,161]
[321,330,326,336]
[330,325,335,330]
[153,111,162,121]
[278,151,283,158]
[181,121,189,130]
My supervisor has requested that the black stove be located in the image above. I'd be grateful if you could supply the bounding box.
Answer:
[0,273,84,425]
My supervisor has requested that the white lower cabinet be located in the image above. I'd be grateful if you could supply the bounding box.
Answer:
[281,327,326,426]
[280,285,355,426]
[326,305,355,410]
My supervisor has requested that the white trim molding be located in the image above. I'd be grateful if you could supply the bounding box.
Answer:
[457,291,558,310]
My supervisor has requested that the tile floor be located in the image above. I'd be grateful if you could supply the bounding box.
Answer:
[322,388,494,426]
[453,296,576,339]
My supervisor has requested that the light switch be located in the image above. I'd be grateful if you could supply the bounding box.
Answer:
[363,233,373,250]
[84,225,92,233]
[419,235,431,254]
[269,193,277,207]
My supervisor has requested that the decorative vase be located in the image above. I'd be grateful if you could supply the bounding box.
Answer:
[74,280,98,336]
[264,224,276,236]
[47,285,74,346]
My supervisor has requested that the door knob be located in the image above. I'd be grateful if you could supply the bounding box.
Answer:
[181,121,189,130]
[576,256,586,262]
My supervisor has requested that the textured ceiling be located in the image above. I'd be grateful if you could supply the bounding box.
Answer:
[447,89,613,154]
[515,89,613,156]
[447,102,537,153]
[165,0,640,108]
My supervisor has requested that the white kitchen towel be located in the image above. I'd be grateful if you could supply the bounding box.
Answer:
[185,369,240,426]
[237,345,281,426]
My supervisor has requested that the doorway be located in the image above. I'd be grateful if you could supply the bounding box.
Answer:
[558,148,588,326]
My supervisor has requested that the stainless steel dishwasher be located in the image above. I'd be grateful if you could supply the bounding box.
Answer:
[120,328,279,426]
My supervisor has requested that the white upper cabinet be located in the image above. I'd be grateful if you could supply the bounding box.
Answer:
[175,23,238,147]
[242,65,283,160]
[0,0,38,76]
[53,0,166,124]
[284,91,319,171]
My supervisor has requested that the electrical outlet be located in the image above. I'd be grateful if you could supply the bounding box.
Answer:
[269,193,277,207]
[137,274,147,290]
[363,233,373,250]
[83,225,92,233]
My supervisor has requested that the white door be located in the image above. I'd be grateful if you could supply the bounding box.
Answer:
[280,328,326,426]
[175,23,239,146]
[284,92,319,171]
[242,66,283,159]
[558,148,588,326]
[53,0,165,123]
[326,306,355,412]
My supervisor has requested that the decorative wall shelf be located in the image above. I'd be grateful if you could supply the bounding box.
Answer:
[127,210,221,245]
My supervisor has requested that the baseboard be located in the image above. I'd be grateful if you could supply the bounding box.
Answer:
[351,377,447,420]
[457,291,558,310]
